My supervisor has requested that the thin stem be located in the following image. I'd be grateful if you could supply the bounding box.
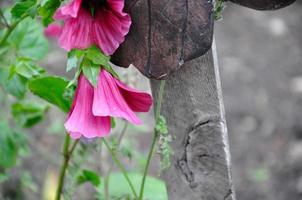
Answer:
[139,80,166,200]
[102,138,138,199]
[55,134,79,200]
[69,139,79,155]
[104,122,129,200]
[0,14,29,47]
[0,10,10,28]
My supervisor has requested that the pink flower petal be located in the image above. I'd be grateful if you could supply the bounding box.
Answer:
[44,23,62,38]
[58,8,94,51]
[54,0,82,20]
[65,74,111,139]
[93,6,131,55]
[107,0,129,17]
[93,69,144,125]
[115,80,153,112]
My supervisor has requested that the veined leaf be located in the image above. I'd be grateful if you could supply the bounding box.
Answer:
[29,76,71,113]
[86,46,110,66]
[11,0,37,19]
[81,58,100,87]
[0,67,27,99]
[14,58,45,78]
[77,169,101,187]
[8,18,49,60]
[67,49,84,72]
[38,0,61,26]
[11,102,49,128]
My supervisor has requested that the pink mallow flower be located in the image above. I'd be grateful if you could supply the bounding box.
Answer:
[54,0,131,55]
[65,69,153,139]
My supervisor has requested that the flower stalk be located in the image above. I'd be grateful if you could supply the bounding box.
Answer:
[139,80,166,200]
[104,121,129,199]
[102,138,138,199]
[55,134,79,200]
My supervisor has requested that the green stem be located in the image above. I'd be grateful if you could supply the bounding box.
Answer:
[55,134,79,200]
[104,122,129,200]
[0,14,29,47]
[0,10,10,28]
[102,138,138,199]
[139,80,166,200]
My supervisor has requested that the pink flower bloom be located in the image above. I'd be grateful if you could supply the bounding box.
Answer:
[93,69,153,125]
[54,0,131,55]
[65,74,111,139]
[65,70,153,139]
[44,23,62,38]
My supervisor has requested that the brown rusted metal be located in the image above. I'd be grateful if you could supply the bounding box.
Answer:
[229,0,296,10]
[112,0,214,80]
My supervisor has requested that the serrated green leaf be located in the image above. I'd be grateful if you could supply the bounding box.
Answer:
[102,63,120,79]
[98,173,168,200]
[11,0,37,19]
[77,169,101,187]
[11,102,48,128]
[1,67,28,99]
[8,18,48,60]
[86,46,110,66]
[67,49,84,72]
[14,58,45,78]
[67,68,81,88]
[82,59,100,87]
[38,0,61,26]
[29,76,71,112]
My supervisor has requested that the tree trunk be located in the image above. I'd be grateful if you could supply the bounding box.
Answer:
[150,44,236,200]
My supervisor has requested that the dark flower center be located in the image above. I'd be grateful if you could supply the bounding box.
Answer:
[82,0,108,15]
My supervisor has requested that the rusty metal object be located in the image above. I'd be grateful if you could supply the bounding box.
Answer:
[112,0,214,80]
[229,0,296,10]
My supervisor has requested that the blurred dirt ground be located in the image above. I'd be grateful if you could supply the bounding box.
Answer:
[216,1,302,200]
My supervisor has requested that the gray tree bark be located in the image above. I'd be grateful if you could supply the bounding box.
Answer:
[150,44,236,200]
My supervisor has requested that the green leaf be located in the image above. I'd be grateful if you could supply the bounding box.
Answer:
[11,102,49,128]
[214,0,225,21]
[98,173,168,200]
[14,58,45,78]
[67,49,84,72]
[29,76,72,112]
[38,0,61,26]
[77,169,101,187]
[86,46,110,66]
[81,59,100,87]
[0,67,27,99]
[102,63,120,79]
[8,18,49,60]
[11,0,37,19]
[0,120,18,168]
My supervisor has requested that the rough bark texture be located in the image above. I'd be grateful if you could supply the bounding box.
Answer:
[229,0,296,10]
[150,47,235,200]
[112,0,214,80]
